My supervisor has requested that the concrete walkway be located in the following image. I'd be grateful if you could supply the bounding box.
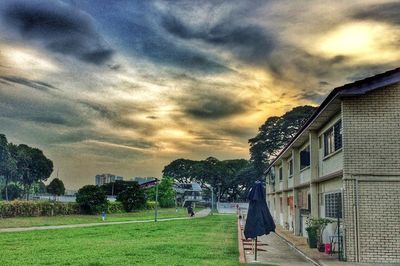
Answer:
[0,208,211,233]
[244,233,315,266]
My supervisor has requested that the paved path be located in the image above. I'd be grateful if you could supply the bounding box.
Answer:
[0,208,211,233]
[245,233,315,266]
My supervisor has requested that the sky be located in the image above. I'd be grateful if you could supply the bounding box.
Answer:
[0,0,399,189]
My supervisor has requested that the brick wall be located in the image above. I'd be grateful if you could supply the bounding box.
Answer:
[358,180,400,263]
[342,83,400,176]
[342,82,400,263]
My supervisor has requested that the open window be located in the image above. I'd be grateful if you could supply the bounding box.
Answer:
[324,120,342,156]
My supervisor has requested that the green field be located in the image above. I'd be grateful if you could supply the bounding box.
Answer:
[0,207,203,229]
[0,214,243,266]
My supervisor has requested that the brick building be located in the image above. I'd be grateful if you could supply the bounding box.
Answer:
[265,68,400,264]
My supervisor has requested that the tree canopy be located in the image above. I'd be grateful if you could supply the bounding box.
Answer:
[0,134,53,200]
[248,105,316,178]
[116,182,146,212]
[47,178,66,198]
[76,185,108,214]
[163,157,254,201]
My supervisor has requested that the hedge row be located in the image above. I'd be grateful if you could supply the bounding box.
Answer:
[0,201,79,218]
[0,201,126,218]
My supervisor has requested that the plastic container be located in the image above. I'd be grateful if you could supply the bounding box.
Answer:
[325,243,332,254]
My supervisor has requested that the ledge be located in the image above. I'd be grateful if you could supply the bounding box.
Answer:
[322,148,342,161]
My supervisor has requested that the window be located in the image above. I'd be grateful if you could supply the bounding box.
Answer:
[325,192,342,218]
[300,146,310,169]
[288,159,293,177]
[297,190,308,210]
[279,167,283,181]
[324,120,342,156]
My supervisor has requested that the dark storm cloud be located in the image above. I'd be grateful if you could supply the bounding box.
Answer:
[352,2,400,25]
[182,93,250,119]
[74,1,230,73]
[0,76,59,92]
[0,90,87,127]
[2,0,113,64]
[121,20,229,73]
[161,14,276,64]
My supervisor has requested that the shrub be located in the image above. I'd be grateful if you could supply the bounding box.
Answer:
[146,201,157,209]
[76,185,108,214]
[116,182,146,212]
[0,200,80,218]
[107,201,124,213]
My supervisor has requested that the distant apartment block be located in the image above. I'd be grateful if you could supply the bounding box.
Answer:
[265,68,400,264]
[95,174,123,186]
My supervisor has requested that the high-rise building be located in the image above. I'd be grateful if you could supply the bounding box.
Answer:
[95,174,123,186]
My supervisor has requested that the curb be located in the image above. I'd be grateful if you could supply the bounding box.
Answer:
[237,219,246,264]
[274,231,321,266]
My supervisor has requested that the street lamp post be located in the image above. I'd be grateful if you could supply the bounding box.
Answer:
[154,178,159,222]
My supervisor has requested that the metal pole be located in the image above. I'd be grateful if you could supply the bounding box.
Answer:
[255,237,258,261]
[211,186,214,215]
[155,179,159,222]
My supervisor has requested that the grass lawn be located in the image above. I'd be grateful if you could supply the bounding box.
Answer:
[0,207,203,229]
[0,214,247,266]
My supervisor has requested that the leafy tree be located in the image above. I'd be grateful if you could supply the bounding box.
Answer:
[249,105,316,178]
[116,182,146,212]
[146,177,176,208]
[14,144,53,200]
[101,180,138,196]
[46,178,65,199]
[1,183,23,200]
[163,157,252,201]
[76,185,108,214]
[162,158,198,184]
[0,135,18,201]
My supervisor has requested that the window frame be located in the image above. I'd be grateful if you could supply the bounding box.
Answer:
[300,145,311,170]
[323,120,342,157]
[288,159,293,178]
[279,167,283,181]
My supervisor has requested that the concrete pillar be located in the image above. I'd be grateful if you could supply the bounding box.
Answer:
[310,183,319,218]
[291,148,301,235]
[274,165,280,192]
[292,148,300,186]
[275,193,280,223]
[293,188,301,235]
[282,191,288,228]
[309,131,319,218]
[309,131,319,181]
[282,159,288,190]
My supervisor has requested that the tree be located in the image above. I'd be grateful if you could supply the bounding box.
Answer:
[1,183,23,200]
[14,144,53,200]
[162,158,198,184]
[116,182,146,212]
[101,180,137,196]
[146,177,176,208]
[163,157,252,202]
[76,185,108,214]
[46,178,65,199]
[249,105,316,178]
[0,135,18,201]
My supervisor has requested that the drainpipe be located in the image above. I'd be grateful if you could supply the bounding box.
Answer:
[355,177,360,262]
